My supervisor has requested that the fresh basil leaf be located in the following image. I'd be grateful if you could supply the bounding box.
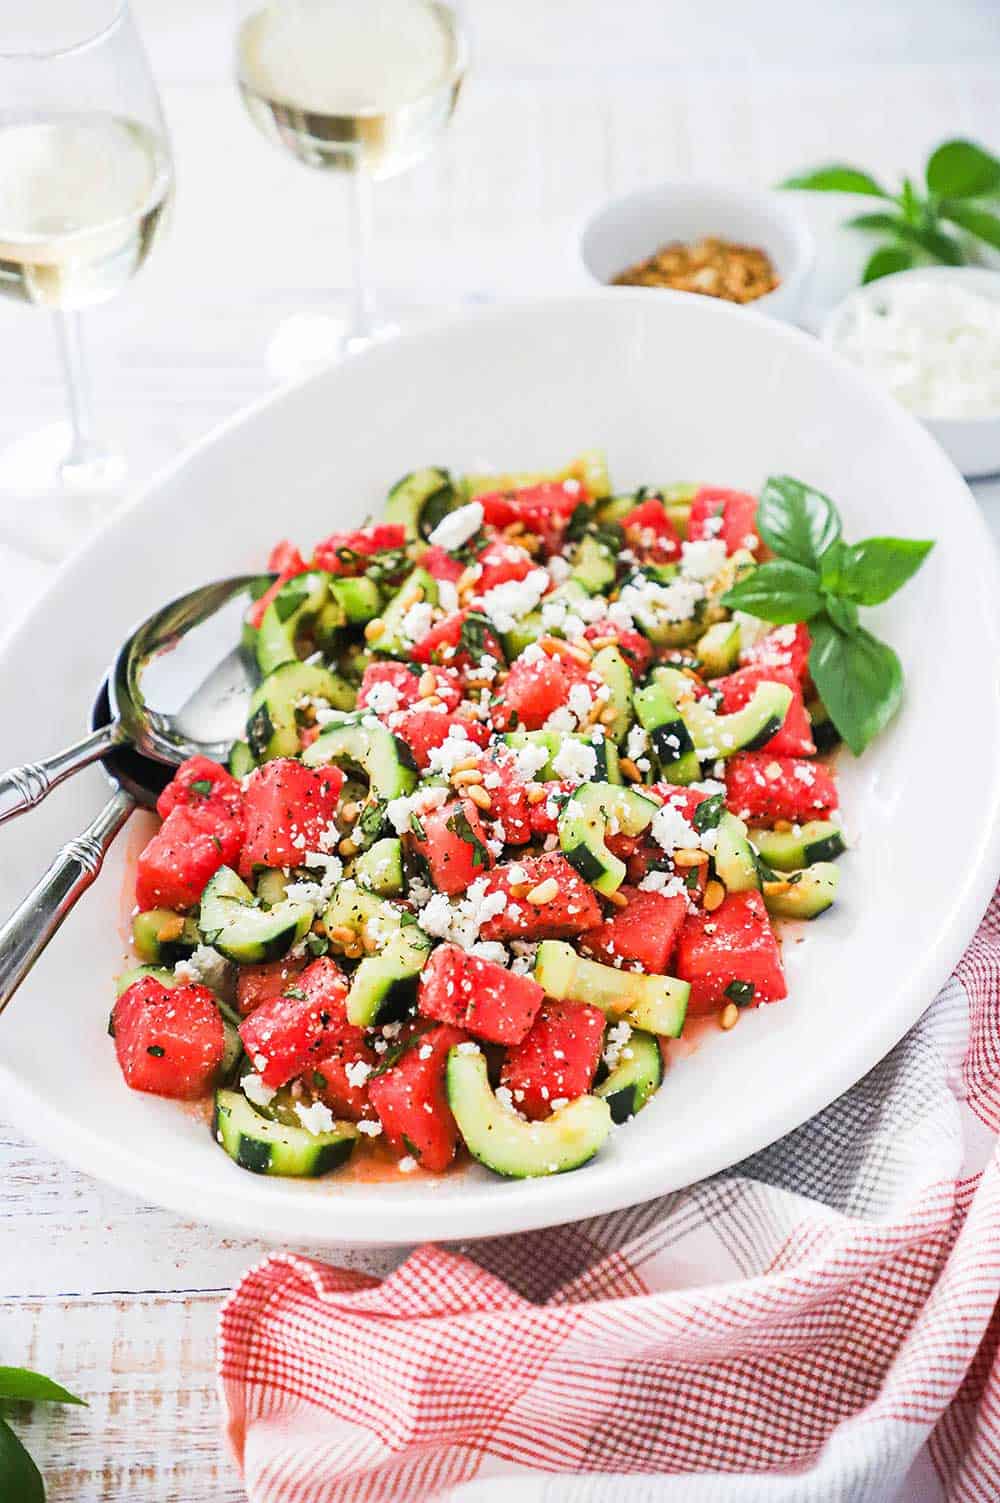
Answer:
[823,594,859,636]
[835,537,935,605]
[817,540,846,593]
[692,792,725,833]
[938,202,1000,252]
[0,1370,85,1407]
[756,476,842,569]
[846,211,911,235]
[0,1417,44,1503]
[808,620,903,756]
[720,560,825,624]
[862,245,914,284]
[926,139,1000,200]
[892,221,965,265]
[780,166,889,197]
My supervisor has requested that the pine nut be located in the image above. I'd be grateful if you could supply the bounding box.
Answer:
[364,618,386,642]
[327,925,356,947]
[774,819,793,833]
[509,882,532,899]
[619,757,642,783]
[525,877,559,905]
[588,635,617,651]
[673,848,709,869]
[450,756,480,774]
[466,784,492,811]
[763,878,793,897]
[605,889,629,908]
[720,1003,740,1030]
[599,706,619,727]
[421,695,444,709]
[340,802,360,825]
[452,767,484,786]
[338,837,359,858]
[526,785,548,805]
[503,521,525,537]
[703,879,726,912]
[456,566,480,594]
[418,670,438,697]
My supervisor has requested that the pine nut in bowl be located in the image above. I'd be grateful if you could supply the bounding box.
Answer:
[822,266,1000,479]
[577,181,814,324]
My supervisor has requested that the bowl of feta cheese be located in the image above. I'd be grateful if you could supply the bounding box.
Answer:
[823,266,1000,479]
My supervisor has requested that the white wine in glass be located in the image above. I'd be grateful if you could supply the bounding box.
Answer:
[0,2,172,561]
[235,0,467,371]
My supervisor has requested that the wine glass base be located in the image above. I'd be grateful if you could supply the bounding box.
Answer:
[0,422,127,563]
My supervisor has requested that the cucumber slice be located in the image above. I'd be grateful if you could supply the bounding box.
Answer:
[534,940,689,1037]
[255,868,291,908]
[330,575,382,624]
[132,909,200,965]
[696,620,741,678]
[502,730,621,784]
[322,883,431,1026]
[806,696,841,755]
[763,862,839,920]
[446,1047,611,1178]
[383,467,456,540]
[751,820,846,871]
[353,837,405,896]
[590,645,633,743]
[654,667,792,758]
[633,679,700,785]
[213,1089,357,1177]
[558,781,658,895]
[595,1029,663,1123]
[228,740,256,778]
[571,533,617,594]
[246,660,356,762]
[114,964,177,998]
[302,717,417,803]
[624,567,706,648]
[200,867,312,964]
[256,570,334,676]
[462,449,611,501]
[375,566,439,656]
[713,812,759,894]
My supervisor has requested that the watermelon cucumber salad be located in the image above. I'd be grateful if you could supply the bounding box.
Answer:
[111,454,930,1182]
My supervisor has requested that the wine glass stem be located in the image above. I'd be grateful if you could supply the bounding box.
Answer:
[347,164,377,343]
[53,309,95,463]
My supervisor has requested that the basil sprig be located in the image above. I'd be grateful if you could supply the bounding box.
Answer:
[781,138,1000,283]
[720,476,933,756]
[0,1367,86,1503]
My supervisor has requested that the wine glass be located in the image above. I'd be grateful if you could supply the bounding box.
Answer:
[235,0,468,377]
[0,1,173,561]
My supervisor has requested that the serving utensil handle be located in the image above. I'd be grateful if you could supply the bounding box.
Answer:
[0,789,135,1015]
[0,723,121,827]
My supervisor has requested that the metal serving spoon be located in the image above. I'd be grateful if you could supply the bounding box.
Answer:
[0,573,270,827]
[0,682,174,1014]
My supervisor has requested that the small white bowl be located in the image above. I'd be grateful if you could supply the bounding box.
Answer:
[577,180,815,324]
[822,266,1000,480]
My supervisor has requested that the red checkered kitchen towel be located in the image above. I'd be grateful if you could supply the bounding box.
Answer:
[218,889,1000,1503]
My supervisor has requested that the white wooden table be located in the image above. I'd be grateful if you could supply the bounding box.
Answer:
[2,4,999,1496]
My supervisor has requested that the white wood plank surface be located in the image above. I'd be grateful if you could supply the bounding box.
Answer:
[1,4,999,1495]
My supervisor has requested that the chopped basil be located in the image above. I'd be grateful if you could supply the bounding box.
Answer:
[305,933,330,957]
[692,793,725,833]
[283,986,307,1001]
[188,778,214,797]
[409,812,427,841]
[401,1134,422,1160]
[723,980,755,1008]
[446,807,489,868]
[146,1044,165,1057]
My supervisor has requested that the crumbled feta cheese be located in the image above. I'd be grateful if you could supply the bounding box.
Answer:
[680,539,727,581]
[426,724,479,775]
[479,569,549,632]
[650,802,699,853]
[625,724,649,761]
[242,1072,276,1109]
[357,1119,383,1137]
[426,500,484,551]
[344,1059,372,1089]
[399,600,435,644]
[603,1021,632,1071]
[398,1155,419,1173]
[172,944,232,993]
[294,1099,336,1136]
[364,681,401,716]
[508,741,550,781]
[551,738,597,782]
